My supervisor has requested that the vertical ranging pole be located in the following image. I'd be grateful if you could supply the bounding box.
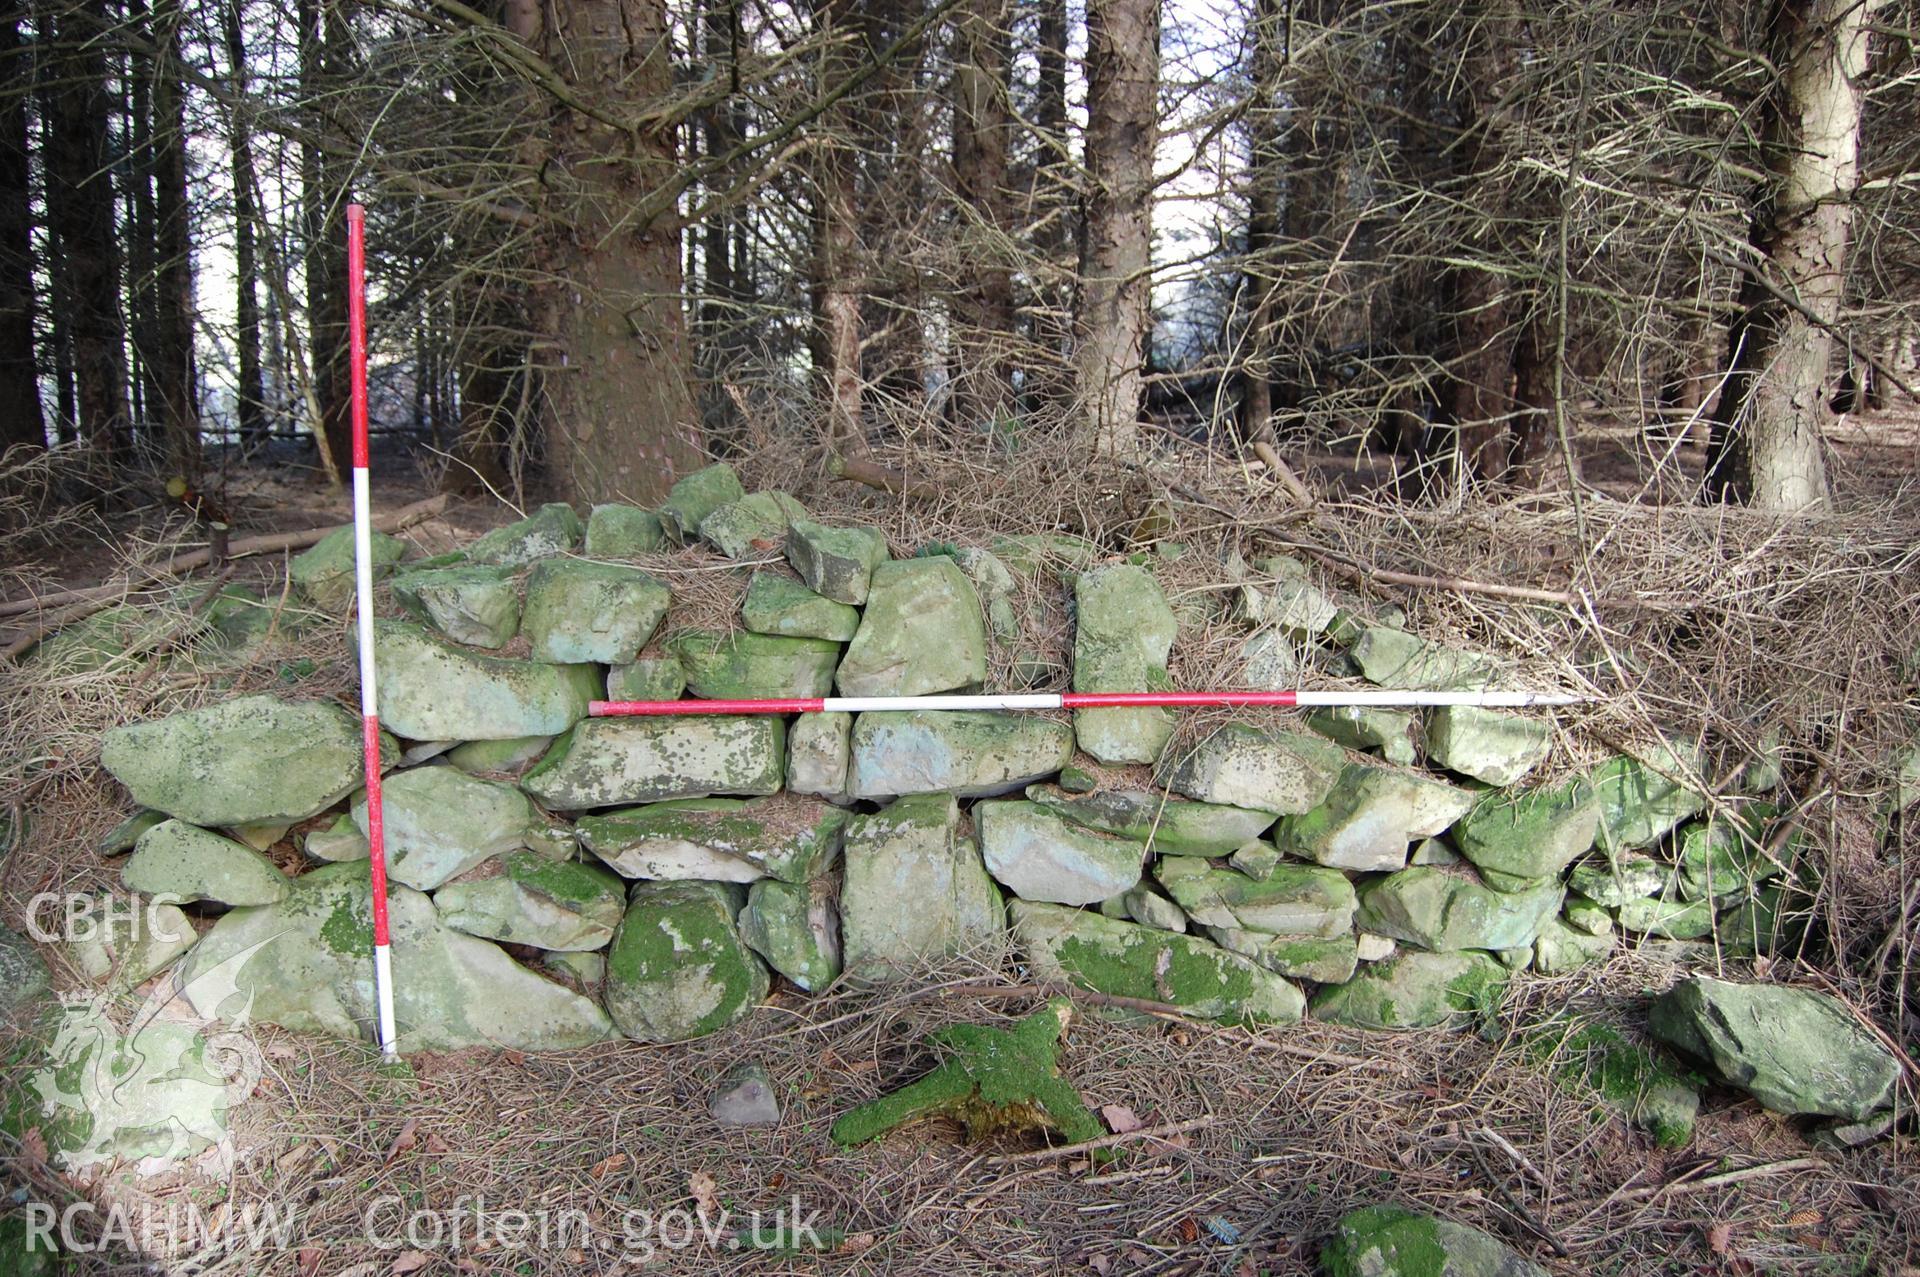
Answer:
[347,204,399,1060]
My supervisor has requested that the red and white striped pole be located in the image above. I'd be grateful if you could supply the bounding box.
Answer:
[590,689,1585,717]
[347,203,400,1061]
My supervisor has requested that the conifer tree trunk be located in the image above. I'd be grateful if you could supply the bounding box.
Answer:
[950,0,1013,428]
[0,9,43,451]
[152,0,202,476]
[223,0,266,444]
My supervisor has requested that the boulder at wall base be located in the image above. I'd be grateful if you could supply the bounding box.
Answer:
[657,463,746,542]
[576,794,847,883]
[1273,762,1477,872]
[584,503,665,556]
[1425,705,1552,787]
[787,710,852,799]
[389,564,522,648]
[1319,1205,1549,1277]
[432,851,626,952]
[785,518,890,605]
[668,630,841,699]
[465,502,583,567]
[975,799,1145,906]
[605,880,769,1042]
[520,716,786,810]
[290,524,406,610]
[177,861,614,1052]
[1209,928,1358,984]
[1153,725,1347,816]
[1023,784,1275,857]
[520,560,671,665]
[1355,865,1564,953]
[1591,742,1708,854]
[1155,856,1357,938]
[1452,777,1601,881]
[1649,976,1901,1121]
[353,765,535,891]
[737,876,841,992]
[1009,901,1305,1025]
[835,557,988,697]
[1071,565,1179,764]
[848,710,1073,799]
[839,794,1004,983]
[100,694,366,827]
[369,620,601,741]
[1310,949,1510,1030]
[122,819,290,906]
[741,571,861,642]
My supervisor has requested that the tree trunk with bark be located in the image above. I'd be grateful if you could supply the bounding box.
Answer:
[949,0,1014,429]
[222,0,266,444]
[301,0,352,484]
[0,9,43,451]
[809,0,866,446]
[152,0,202,476]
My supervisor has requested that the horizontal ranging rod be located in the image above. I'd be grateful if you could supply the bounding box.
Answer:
[589,689,1587,717]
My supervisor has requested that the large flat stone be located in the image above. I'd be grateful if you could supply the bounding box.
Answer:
[577,794,847,882]
[836,558,987,697]
[976,800,1144,905]
[123,819,290,906]
[520,717,786,810]
[370,621,601,741]
[1154,857,1356,937]
[848,710,1072,799]
[1023,784,1275,856]
[840,794,1003,982]
[669,630,841,698]
[1153,725,1346,815]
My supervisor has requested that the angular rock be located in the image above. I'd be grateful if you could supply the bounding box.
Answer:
[658,463,746,542]
[0,924,50,1016]
[1355,932,1396,962]
[837,558,987,697]
[709,1061,780,1127]
[699,490,807,558]
[607,656,687,703]
[522,716,785,810]
[840,794,1003,982]
[1229,843,1281,879]
[1530,918,1614,975]
[446,734,552,775]
[1273,762,1476,872]
[737,876,840,991]
[786,710,852,800]
[1310,949,1509,1029]
[1350,627,1497,690]
[584,503,665,556]
[1563,896,1613,936]
[1615,895,1714,939]
[1071,565,1178,764]
[577,795,846,882]
[669,629,840,698]
[179,861,613,1051]
[354,765,534,891]
[466,502,583,566]
[371,621,601,741]
[65,893,197,988]
[227,820,292,851]
[1153,725,1345,815]
[1567,854,1669,906]
[1010,901,1304,1025]
[951,546,1021,639]
[848,710,1072,799]
[786,518,889,605]
[1650,976,1900,1120]
[389,564,521,648]
[432,850,625,950]
[976,800,1144,906]
[1209,928,1357,984]
[99,809,167,855]
[606,880,768,1042]
[1355,865,1563,952]
[521,560,671,664]
[291,525,406,609]
[1022,784,1274,856]
[1676,805,1779,901]
[741,571,860,641]
[1426,706,1551,786]
[1320,1205,1548,1277]
[304,813,371,862]
[1305,704,1420,766]
[1410,837,1461,866]
[1237,630,1303,691]
[123,819,290,906]
[1453,778,1601,881]
[1121,885,1187,933]
[1591,742,1708,854]
[101,694,365,827]
[1155,858,1356,937]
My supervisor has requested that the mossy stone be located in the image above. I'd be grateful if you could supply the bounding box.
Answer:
[1355,865,1563,952]
[1520,1016,1699,1148]
[389,564,522,649]
[699,490,807,559]
[668,630,841,698]
[1155,858,1356,938]
[1273,762,1477,872]
[1209,928,1358,983]
[837,558,987,697]
[123,819,290,906]
[584,503,665,556]
[1153,724,1346,816]
[606,880,770,1042]
[291,524,406,609]
[520,716,786,810]
[975,799,1145,906]
[354,765,535,891]
[521,560,671,664]
[577,794,847,882]
[467,502,583,566]
[1071,565,1178,764]
[1530,918,1614,975]
[1424,705,1551,786]
[848,710,1072,799]
[99,809,167,855]
[737,876,841,992]
[1453,778,1600,881]
[1310,950,1509,1030]
[432,850,625,951]
[787,711,853,799]
[1590,742,1707,854]
[658,464,746,542]
[741,571,860,641]
[1614,895,1715,939]
[1305,704,1421,766]
[1320,1204,1549,1276]
[1349,627,1498,690]
[369,620,601,741]
[445,734,553,775]
[840,794,1003,983]
[607,656,687,702]
[1566,854,1669,906]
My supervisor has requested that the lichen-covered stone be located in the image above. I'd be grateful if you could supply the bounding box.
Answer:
[1562,896,1613,936]
[1310,949,1509,1030]
[1350,627,1497,690]
[1650,977,1900,1120]
[840,794,1003,982]
[99,809,167,855]
[390,564,522,648]
[1614,895,1715,939]
[1021,784,1274,856]
[179,861,613,1051]
[1010,901,1304,1025]
[604,880,768,1042]
[658,464,746,542]
[354,765,534,891]
[1453,778,1601,881]
[1237,630,1303,691]
[1591,742,1708,854]
[101,695,364,827]
[1121,885,1188,933]
[521,560,671,664]
[432,851,625,951]
[520,716,786,810]
[1530,918,1614,975]
[446,734,552,775]
[1071,565,1178,764]
[976,800,1144,906]
[837,558,987,697]
[1155,858,1356,938]
[304,812,370,862]
[370,620,601,741]
[64,893,197,989]
[1209,928,1358,983]
[122,819,290,906]
[951,546,1021,639]
[0,924,50,1016]
[584,503,665,556]
[607,656,686,702]
[290,525,406,609]
[1273,762,1476,872]
[577,795,846,883]
[1567,854,1669,906]
[1229,843,1281,879]
[1675,804,1780,901]
[1355,865,1563,952]
[1305,705,1420,766]
[467,502,583,566]
[1426,706,1551,786]
[785,518,889,605]
[848,710,1072,799]
[787,711,852,800]
[1320,1204,1548,1277]
[699,490,807,558]
[742,570,861,641]
[1153,725,1346,815]
[669,630,840,698]
[737,876,841,991]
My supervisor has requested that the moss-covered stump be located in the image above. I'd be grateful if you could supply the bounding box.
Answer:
[830,999,1106,1154]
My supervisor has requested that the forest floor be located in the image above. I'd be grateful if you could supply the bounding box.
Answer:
[2,411,1917,1276]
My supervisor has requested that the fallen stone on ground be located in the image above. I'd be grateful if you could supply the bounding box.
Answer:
[710,1061,781,1127]
[1319,1204,1549,1277]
